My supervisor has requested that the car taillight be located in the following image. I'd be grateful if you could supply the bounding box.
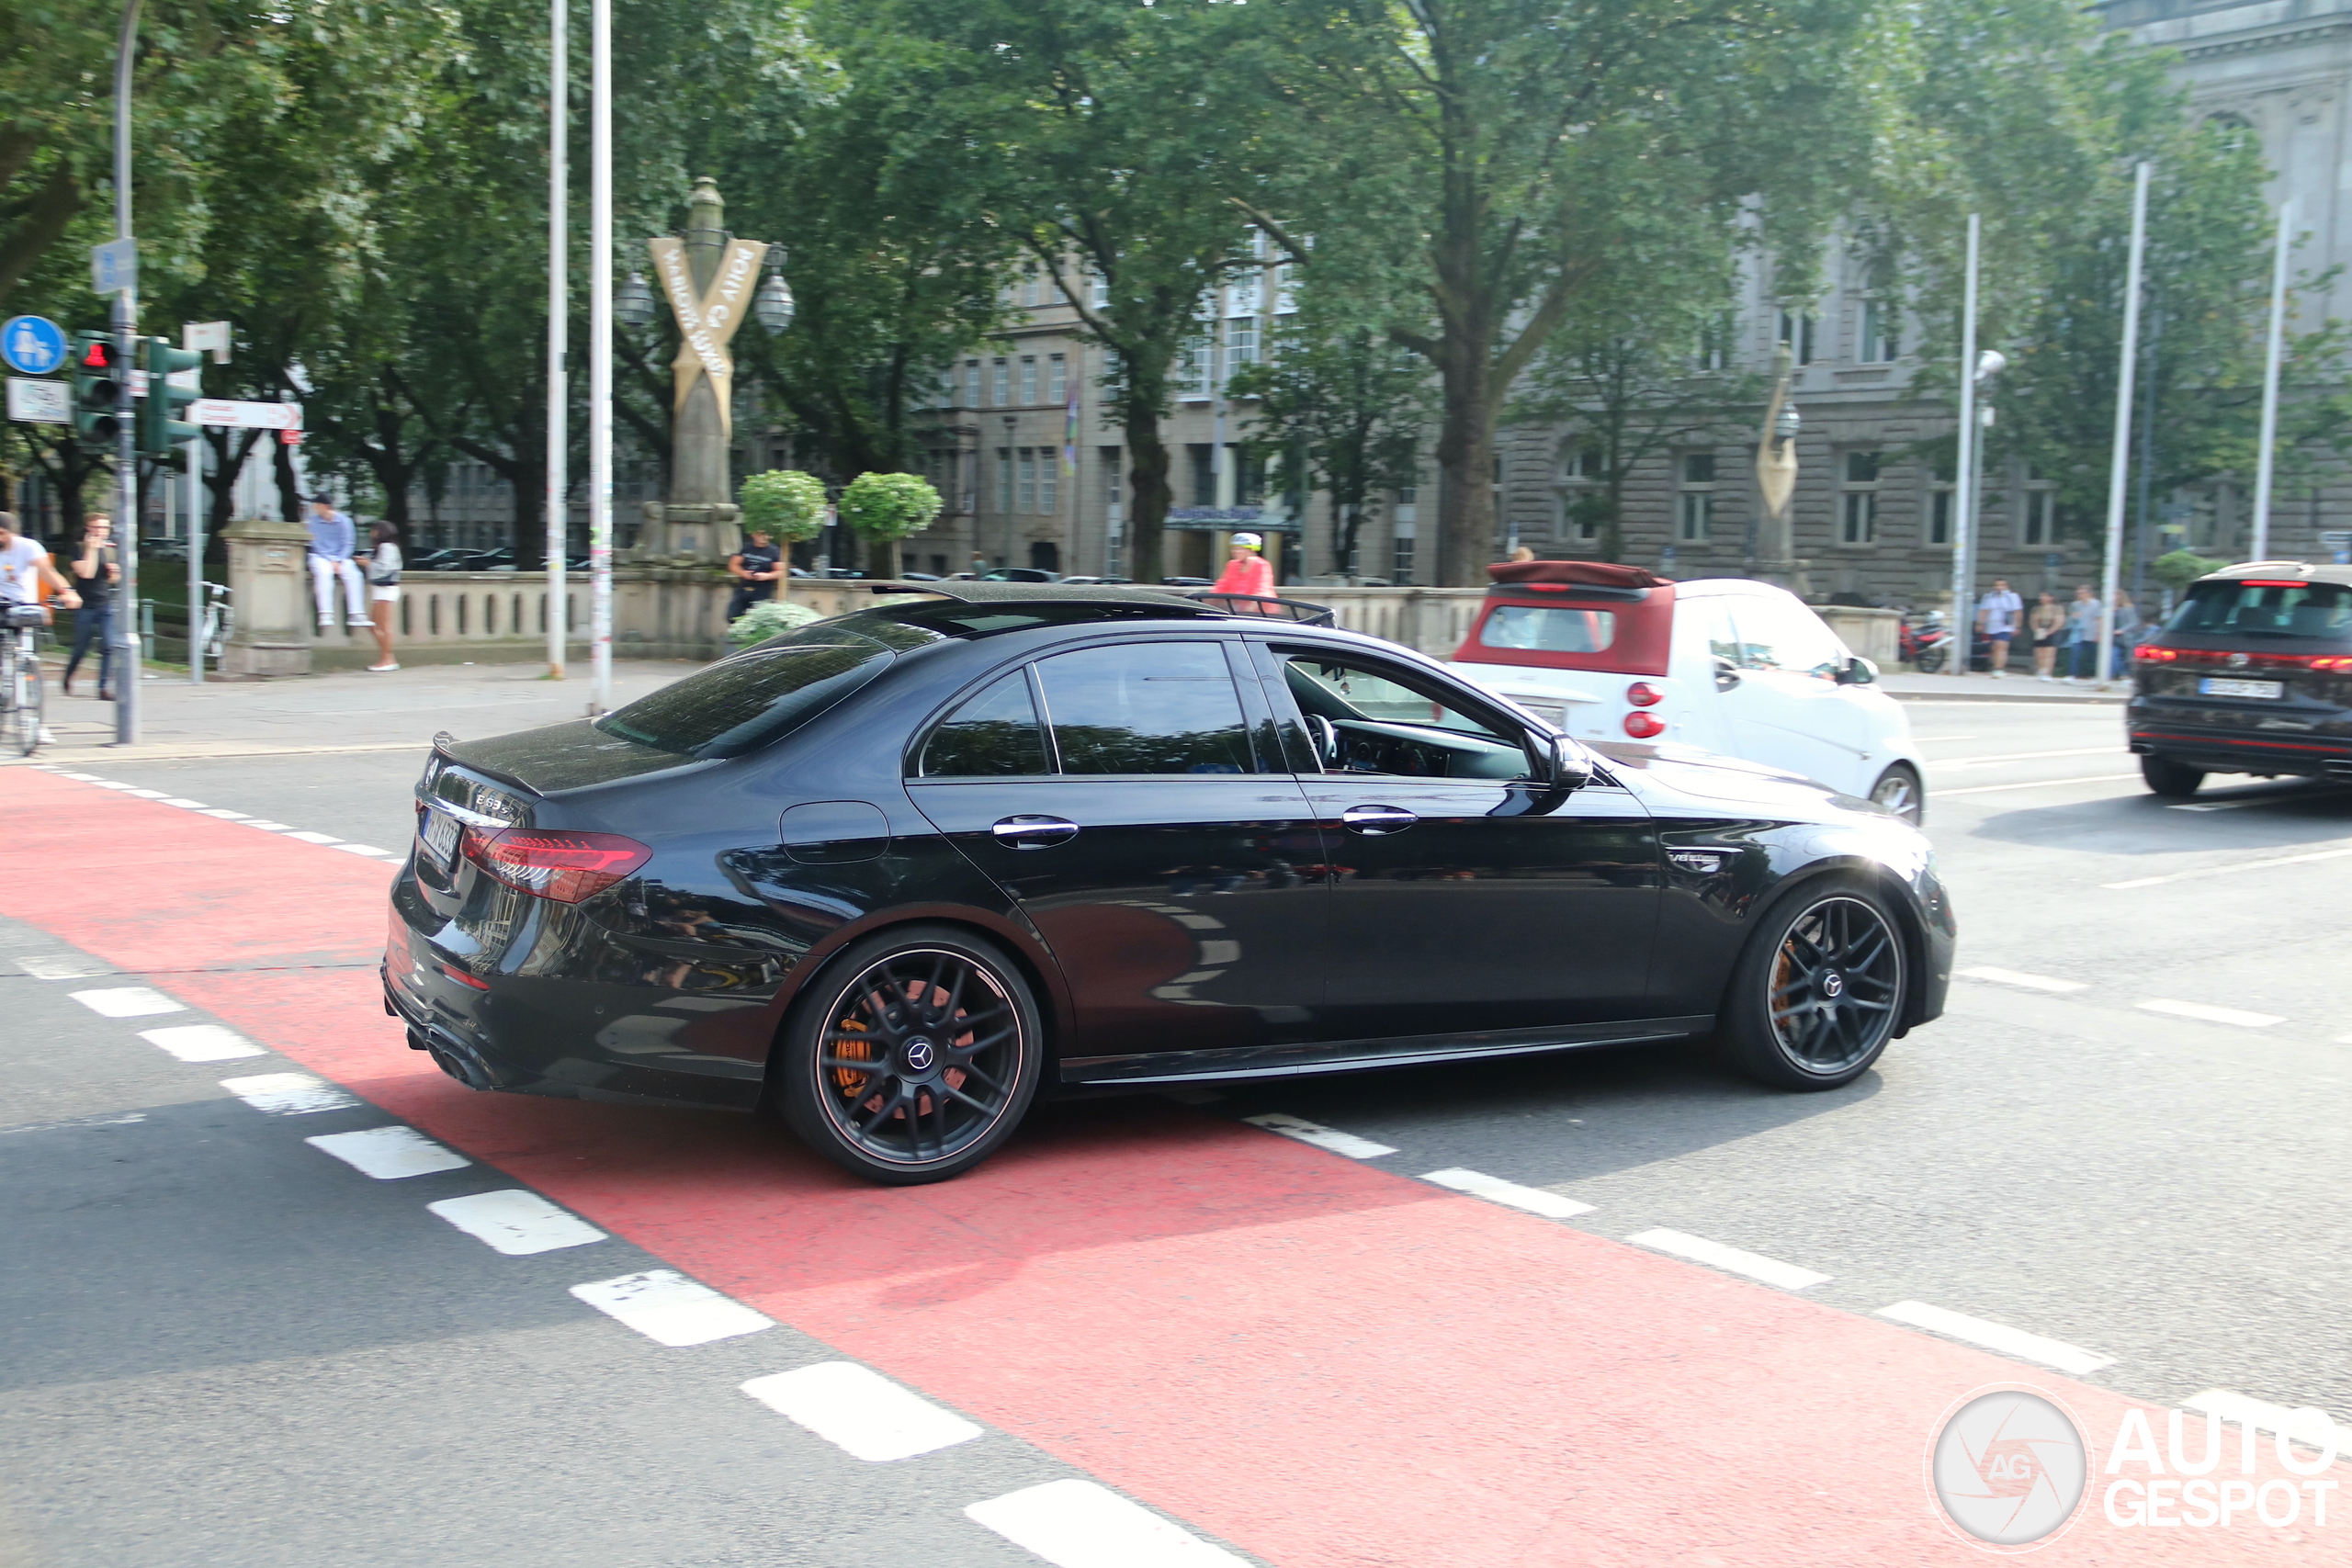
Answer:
[1623,711,1667,739]
[1626,681,1664,706]
[2311,655,2352,671]
[463,828,650,903]
[2134,646,2178,662]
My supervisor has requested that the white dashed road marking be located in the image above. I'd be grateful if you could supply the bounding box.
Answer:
[16,953,110,979]
[220,1072,362,1115]
[569,1269,775,1347]
[740,1363,984,1461]
[427,1190,607,1255]
[1419,1167,1596,1218]
[1876,1300,2114,1377]
[140,1023,266,1062]
[966,1479,1249,1568]
[306,1126,472,1180]
[1627,1228,1830,1291]
[1934,773,2139,797]
[281,829,343,845]
[1242,1112,1396,1159]
[1956,965,2087,994]
[2136,998,2284,1030]
[69,987,185,1019]
[331,842,401,859]
[2106,844,2352,890]
[242,820,294,832]
[157,797,207,808]
[195,808,250,819]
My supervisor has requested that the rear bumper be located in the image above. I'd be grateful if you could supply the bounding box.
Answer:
[2127,723,2352,779]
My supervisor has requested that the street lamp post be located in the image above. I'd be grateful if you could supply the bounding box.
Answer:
[110,0,142,747]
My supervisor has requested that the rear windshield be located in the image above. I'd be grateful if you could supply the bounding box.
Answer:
[2167,581,2352,641]
[1477,603,1618,653]
[595,631,894,758]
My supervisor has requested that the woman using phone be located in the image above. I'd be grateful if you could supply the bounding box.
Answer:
[365,521,402,672]
[64,515,120,699]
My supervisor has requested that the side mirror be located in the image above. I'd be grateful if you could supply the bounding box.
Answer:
[1836,655,1878,686]
[1544,734,1595,792]
[1713,656,1742,693]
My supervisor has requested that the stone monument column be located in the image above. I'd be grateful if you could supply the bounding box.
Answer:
[1751,344,1813,598]
[640,177,770,562]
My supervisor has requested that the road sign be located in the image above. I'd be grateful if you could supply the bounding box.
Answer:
[2319,529,2352,549]
[279,427,305,446]
[90,238,138,296]
[193,398,300,430]
[0,315,67,376]
[6,377,70,423]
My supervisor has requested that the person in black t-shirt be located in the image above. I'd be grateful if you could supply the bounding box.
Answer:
[728,529,783,622]
[63,515,120,699]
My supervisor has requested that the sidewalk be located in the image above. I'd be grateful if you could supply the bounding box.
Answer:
[9,658,695,767]
[1880,669,2126,705]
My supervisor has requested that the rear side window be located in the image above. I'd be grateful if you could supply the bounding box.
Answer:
[1034,642,1257,774]
[920,672,1048,776]
[2169,581,2352,640]
[595,637,892,758]
[1477,604,1616,653]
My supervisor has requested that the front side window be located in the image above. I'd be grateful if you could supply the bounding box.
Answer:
[1277,651,1532,779]
[1035,641,1257,774]
[920,671,1048,777]
[1723,598,1848,678]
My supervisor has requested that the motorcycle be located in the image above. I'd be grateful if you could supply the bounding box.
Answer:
[1899,611,1952,674]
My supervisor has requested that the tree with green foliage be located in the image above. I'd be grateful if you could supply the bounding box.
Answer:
[739,468,828,597]
[1255,0,1875,584]
[837,470,940,580]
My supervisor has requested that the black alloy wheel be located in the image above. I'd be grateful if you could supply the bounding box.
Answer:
[1719,883,1906,1090]
[2141,754,2205,799]
[776,926,1041,1184]
[1869,762,1924,825]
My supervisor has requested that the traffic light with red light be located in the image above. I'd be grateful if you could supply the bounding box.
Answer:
[72,333,122,448]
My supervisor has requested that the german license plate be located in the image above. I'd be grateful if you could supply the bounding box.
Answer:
[420,805,462,866]
[2199,677,2282,699]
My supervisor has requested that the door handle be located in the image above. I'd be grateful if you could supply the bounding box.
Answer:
[990,815,1079,850]
[1340,805,1418,836]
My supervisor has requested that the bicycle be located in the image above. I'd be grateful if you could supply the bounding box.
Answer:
[198,581,232,670]
[1,602,49,756]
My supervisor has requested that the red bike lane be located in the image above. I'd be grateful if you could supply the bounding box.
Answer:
[3,768,2333,1566]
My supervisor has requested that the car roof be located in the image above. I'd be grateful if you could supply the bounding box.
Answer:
[2197,560,2352,588]
[854,580,1204,609]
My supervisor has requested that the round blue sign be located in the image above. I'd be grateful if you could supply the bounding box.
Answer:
[1,315,68,377]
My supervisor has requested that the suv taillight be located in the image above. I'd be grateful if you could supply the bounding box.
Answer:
[464,828,650,903]
[2134,646,2177,662]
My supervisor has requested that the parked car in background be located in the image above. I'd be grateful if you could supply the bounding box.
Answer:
[2127,559,2352,797]
[1450,561,1927,822]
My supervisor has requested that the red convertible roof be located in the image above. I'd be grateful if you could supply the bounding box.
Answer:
[1486,559,1675,591]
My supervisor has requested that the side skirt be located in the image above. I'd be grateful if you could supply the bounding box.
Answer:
[1058,1016,1714,1087]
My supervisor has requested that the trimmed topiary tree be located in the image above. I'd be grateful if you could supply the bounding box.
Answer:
[737,469,830,602]
[2151,548,2231,594]
[837,471,942,581]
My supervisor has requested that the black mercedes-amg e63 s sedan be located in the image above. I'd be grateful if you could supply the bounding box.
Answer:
[386,582,1954,1184]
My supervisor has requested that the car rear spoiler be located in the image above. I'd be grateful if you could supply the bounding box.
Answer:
[1184,592,1338,626]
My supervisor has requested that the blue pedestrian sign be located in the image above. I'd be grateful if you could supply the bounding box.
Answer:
[0,315,67,377]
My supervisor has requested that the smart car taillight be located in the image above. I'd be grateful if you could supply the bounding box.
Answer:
[464,828,650,903]
[1626,681,1664,706]
[1623,711,1667,739]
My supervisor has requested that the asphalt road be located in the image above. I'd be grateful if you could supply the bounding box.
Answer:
[5,685,2346,1565]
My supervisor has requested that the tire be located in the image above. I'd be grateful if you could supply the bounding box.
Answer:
[2141,754,2204,799]
[1915,645,1945,675]
[1717,879,1906,1091]
[1868,762,1924,825]
[775,924,1044,1185]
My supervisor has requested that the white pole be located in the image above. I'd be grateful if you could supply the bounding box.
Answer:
[2249,199,2290,562]
[589,0,612,713]
[1949,213,1979,671]
[545,0,569,678]
[112,0,142,746]
[186,438,200,682]
[2098,163,2152,686]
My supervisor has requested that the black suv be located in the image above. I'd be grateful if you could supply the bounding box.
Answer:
[2127,561,2352,796]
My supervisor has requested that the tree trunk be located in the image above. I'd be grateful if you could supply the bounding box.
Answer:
[1431,379,1496,586]
[1121,367,1173,583]
[272,434,304,521]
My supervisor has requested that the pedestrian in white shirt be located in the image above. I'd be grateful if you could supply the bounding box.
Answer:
[1975,578,2023,677]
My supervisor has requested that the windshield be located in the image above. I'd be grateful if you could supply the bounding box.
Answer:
[1478,604,1617,653]
[2167,580,2352,641]
[595,632,894,758]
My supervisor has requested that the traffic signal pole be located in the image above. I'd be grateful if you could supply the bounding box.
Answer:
[111,0,144,747]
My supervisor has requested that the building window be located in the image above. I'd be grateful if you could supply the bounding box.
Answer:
[1040,449,1057,514]
[1860,299,1900,364]
[1233,446,1265,507]
[1777,310,1816,366]
[1840,451,1881,546]
[1020,356,1037,404]
[996,447,1013,513]
[1391,524,1416,585]
[964,358,981,408]
[2021,485,2054,547]
[992,357,1009,406]
[1090,267,1110,309]
[1189,444,1216,507]
[1677,453,1715,543]
[1561,443,1604,544]
[1223,315,1257,385]
[1696,311,1735,372]
[1021,266,1043,309]
[1178,332,1211,399]
[1048,353,1067,404]
[1927,488,1952,547]
[1017,448,1037,513]
[1102,446,1123,512]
